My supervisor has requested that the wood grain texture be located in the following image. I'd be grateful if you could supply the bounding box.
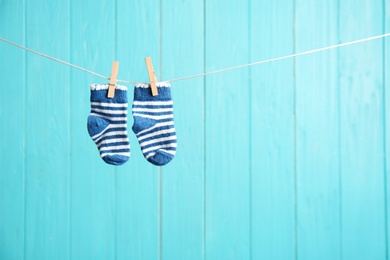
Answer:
[250,1,295,259]
[161,0,205,259]
[339,0,387,258]
[205,0,251,258]
[24,1,71,259]
[0,1,25,259]
[116,1,160,259]
[295,1,341,259]
[70,1,116,258]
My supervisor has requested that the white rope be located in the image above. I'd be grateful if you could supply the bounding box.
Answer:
[0,38,108,80]
[1,32,389,84]
[0,37,138,84]
[164,32,390,83]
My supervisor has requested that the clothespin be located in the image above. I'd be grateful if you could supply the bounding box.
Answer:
[145,57,158,96]
[107,61,119,98]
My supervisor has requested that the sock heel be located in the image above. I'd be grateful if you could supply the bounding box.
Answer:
[87,115,110,137]
[132,116,157,135]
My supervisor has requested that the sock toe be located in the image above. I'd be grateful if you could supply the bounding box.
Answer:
[147,150,174,166]
[103,154,130,166]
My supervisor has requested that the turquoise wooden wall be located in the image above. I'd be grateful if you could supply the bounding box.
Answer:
[0,0,389,259]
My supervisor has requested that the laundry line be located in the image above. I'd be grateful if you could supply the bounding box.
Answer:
[1,33,390,84]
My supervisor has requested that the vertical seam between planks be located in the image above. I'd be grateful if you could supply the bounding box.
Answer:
[248,0,252,259]
[382,0,389,258]
[69,0,73,259]
[336,0,343,259]
[23,0,27,259]
[292,0,298,259]
[203,0,207,258]
[159,167,163,260]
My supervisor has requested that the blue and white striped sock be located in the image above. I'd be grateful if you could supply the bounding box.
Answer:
[132,83,177,166]
[87,84,130,165]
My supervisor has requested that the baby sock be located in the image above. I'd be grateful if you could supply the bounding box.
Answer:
[132,83,177,166]
[87,84,130,165]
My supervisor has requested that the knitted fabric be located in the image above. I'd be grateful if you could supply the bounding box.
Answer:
[87,84,130,165]
[132,83,177,166]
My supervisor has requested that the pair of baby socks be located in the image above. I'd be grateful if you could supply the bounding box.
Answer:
[87,83,176,166]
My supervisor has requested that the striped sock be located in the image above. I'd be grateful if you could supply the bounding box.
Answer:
[132,83,177,166]
[87,84,130,165]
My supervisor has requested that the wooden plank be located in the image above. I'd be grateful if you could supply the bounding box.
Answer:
[295,1,341,259]
[205,1,250,258]
[24,2,71,259]
[161,0,205,259]
[339,0,386,258]
[250,1,295,259]
[70,1,116,258]
[0,0,25,259]
[115,1,160,259]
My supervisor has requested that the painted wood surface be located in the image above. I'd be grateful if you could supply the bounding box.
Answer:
[339,0,387,259]
[161,0,205,259]
[0,0,389,259]
[250,1,295,259]
[25,1,71,259]
[295,1,341,259]
[205,0,251,258]
[0,1,25,259]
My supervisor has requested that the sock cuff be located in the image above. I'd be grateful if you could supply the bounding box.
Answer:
[90,83,128,91]
[135,82,171,89]
[133,82,172,101]
[90,83,128,103]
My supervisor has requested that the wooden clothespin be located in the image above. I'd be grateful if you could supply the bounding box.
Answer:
[107,61,119,98]
[145,57,158,96]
